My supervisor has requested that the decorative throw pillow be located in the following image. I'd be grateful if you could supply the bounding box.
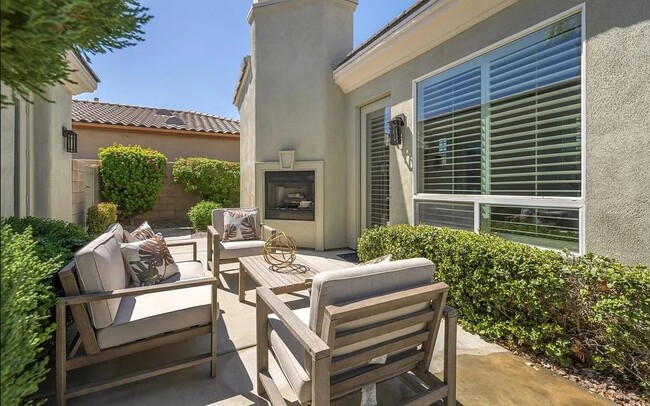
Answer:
[222,210,259,242]
[120,234,179,286]
[125,221,156,242]
[360,254,392,265]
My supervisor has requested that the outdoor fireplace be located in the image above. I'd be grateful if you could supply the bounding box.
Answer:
[265,171,315,221]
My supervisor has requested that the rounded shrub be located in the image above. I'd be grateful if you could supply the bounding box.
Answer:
[358,224,650,393]
[172,157,240,207]
[86,202,118,236]
[99,144,167,219]
[188,201,222,231]
[1,225,59,405]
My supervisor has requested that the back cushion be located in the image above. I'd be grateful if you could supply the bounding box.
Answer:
[105,223,126,244]
[75,232,127,329]
[309,258,435,337]
[212,208,261,239]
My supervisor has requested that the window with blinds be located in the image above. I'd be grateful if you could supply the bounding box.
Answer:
[416,201,474,231]
[415,11,583,251]
[367,107,390,227]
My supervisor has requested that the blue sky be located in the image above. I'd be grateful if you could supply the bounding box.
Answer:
[75,0,415,119]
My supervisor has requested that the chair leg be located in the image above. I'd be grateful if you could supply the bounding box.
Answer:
[256,291,269,396]
[206,231,213,271]
[56,304,67,406]
[443,307,458,406]
[311,357,330,406]
[210,287,219,378]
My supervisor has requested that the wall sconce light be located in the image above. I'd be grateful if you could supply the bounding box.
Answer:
[62,127,78,153]
[388,114,405,145]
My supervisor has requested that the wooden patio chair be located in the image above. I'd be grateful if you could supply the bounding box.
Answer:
[256,257,457,405]
[207,207,275,277]
[55,223,219,405]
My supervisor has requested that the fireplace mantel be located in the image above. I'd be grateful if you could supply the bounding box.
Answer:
[255,160,324,251]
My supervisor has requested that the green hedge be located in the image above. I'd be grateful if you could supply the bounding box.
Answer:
[1,216,91,266]
[1,225,59,405]
[188,200,221,231]
[99,144,167,219]
[172,157,240,207]
[358,224,650,393]
[86,202,118,236]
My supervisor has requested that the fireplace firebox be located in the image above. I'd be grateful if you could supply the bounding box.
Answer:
[265,171,315,221]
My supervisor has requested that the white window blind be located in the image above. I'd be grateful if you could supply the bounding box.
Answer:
[418,67,482,194]
[415,11,584,251]
[367,108,390,227]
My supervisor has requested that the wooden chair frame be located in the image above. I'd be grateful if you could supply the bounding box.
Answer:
[255,283,457,406]
[56,240,218,406]
[206,223,275,277]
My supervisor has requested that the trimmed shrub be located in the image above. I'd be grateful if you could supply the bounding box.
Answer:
[172,157,240,207]
[99,144,167,219]
[86,202,118,235]
[1,225,59,405]
[1,216,91,265]
[358,224,650,393]
[188,201,222,231]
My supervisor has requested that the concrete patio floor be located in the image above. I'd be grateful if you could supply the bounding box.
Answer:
[44,230,613,405]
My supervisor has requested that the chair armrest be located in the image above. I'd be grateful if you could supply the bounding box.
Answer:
[60,277,219,306]
[261,224,276,241]
[166,240,197,261]
[256,287,330,360]
[207,225,221,242]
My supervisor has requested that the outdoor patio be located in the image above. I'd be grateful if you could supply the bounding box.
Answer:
[35,229,613,406]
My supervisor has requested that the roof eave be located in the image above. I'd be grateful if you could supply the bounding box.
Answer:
[65,52,100,95]
[333,0,519,94]
[233,56,251,108]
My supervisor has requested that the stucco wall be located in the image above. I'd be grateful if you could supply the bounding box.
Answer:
[72,126,240,162]
[31,85,73,221]
[239,69,256,208]
[342,0,650,264]
[1,83,16,217]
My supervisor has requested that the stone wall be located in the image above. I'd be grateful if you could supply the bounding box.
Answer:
[132,163,201,225]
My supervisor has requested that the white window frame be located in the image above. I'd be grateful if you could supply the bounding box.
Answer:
[411,4,586,254]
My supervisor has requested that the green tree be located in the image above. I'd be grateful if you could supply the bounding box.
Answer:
[0,0,152,106]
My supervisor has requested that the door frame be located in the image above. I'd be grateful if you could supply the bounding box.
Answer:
[360,98,391,233]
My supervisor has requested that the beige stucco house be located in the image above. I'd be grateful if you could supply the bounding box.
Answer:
[235,0,650,265]
[71,100,240,162]
[1,52,99,222]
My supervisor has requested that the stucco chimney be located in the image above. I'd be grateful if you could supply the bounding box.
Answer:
[241,0,358,249]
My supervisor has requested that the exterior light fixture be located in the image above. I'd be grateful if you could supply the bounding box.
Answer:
[62,127,78,153]
[388,114,405,145]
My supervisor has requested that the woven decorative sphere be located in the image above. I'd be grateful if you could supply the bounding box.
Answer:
[263,232,297,269]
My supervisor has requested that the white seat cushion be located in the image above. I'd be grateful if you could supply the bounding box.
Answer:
[219,239,265,259]
[96,264,214,349]
[74,232,127,329]
[268,307,311,403]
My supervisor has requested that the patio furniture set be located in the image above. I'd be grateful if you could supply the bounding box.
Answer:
[56,208,458,405]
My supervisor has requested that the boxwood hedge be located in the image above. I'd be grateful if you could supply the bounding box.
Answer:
[172,157,240,207]
[357,224,649,393]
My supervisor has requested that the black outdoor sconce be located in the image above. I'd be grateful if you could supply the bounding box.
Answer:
[62,127,78,153]
[388,114,405,145]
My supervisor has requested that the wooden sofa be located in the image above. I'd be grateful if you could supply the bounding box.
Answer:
[56,223,219,405]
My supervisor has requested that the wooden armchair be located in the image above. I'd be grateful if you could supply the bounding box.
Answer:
[207,207,276,277]
[256,258,457,405]
[56,225,219,405]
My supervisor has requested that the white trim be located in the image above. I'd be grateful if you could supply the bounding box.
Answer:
[334,0,518,93]
[414,194,585,209]
[411,5,586,254]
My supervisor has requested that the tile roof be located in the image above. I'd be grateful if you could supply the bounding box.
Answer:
[335,0,432,69]
[72,100,240,135]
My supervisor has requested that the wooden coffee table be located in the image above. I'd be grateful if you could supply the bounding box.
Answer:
[238,254,348,302]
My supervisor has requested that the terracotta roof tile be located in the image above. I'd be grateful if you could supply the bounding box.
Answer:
[72,100,240,135]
